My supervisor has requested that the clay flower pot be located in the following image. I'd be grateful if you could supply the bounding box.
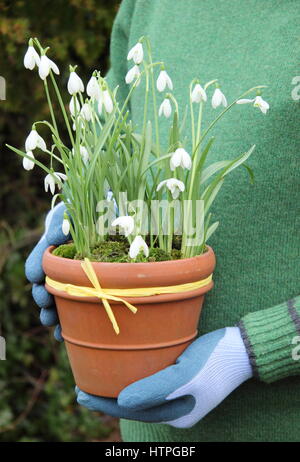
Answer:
[43,246,216,398]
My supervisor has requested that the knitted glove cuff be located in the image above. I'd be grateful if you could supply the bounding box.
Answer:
[238,297,300,383]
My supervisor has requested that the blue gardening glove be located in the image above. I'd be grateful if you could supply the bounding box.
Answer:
[76,327,253,428]
[25,202,70,341]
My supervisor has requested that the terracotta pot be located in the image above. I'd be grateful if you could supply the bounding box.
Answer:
[43,246,216,397]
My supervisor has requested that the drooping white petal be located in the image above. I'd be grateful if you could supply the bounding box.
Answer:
[79,146,89,164]
[62,218,70,236]
[49,58,60,75]
[86,76,101,101]
[212,88,227,109]
[23,151,35,171]
[97,95,103,115]
[156,179,168,192]
[127,43,144,64]
[253,96,269,114]
[54,172,67,182]
[103,90,113,113]
[236,98,255,105]
[44,172,67,195]
[191,84,207,103]
[69,96,81,116]
[156,70,173,92]
[24,46,40,70]
[68,71,84,95]
[112,216,135,237]
[170,148,192,171]
[36,133,47,152]
[158,98,172,118]
[80,103,92,121]
[44,174,56,195]
[25,130,38,151]
[156,178,185,199]
[129,235,149,259]
[38,55,59,80]
[125,65,141,84]
[25,129,46,152]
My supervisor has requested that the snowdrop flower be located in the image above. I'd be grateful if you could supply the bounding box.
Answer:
[68,70,84,95]
[69,96,80,116]
[80,103,92,121]
[191,83,207,103]
[97,96,103,115]
[158,98,172,118]
[79,146,89,164]
[38,55,59,80]
[24,45,40,70]
[22,151,35,171]
[86,75,101,101]
[170,148,192,171]
[62,218,70,236]
[129,235,149,259]
[127,43,143,64]
[44,172,67,195]
[236,95,269,114]
[156,70,173,92]
[125,65,141,85]
[103,90,113,113]
[212,88,227,109]
[71,146,89,164]
[112,216,135,237]
[25,129,47,152]
[156,178,185,199]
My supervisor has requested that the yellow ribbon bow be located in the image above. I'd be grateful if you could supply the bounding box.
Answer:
[46,258,213,335]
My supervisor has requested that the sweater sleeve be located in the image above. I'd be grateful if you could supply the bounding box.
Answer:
[105,0,137,108]
[238,297,300,383]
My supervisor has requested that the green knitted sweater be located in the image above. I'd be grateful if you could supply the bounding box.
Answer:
[106,0,300,442]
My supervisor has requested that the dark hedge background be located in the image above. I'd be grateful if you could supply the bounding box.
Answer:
[0,0,121,442]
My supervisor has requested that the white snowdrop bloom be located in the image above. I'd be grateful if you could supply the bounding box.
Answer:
[79,146,89,164]
[62,218,70,236]
[71,146,89,163]
[38,55,59,80]
[69,96,80,116]
[97,96,103,115]
[67,71,84,95]
[103,90,113,113]
[191,83,207,103]
[86,75,101,101]
[129,235,149,259]
[211,88,227,109]
[25,129,47,152]
[158,98,172,118]
[24,45,40,70]
[44,172,67,195]
[170,148,192,171]
[80,103,92,121]
[125,65,141,84]
[112,216,135,237]
[127,42,144,64]
[22,151,35,171]
[156,70,173,92]
[236,95,269,114]
[156,178,185,199]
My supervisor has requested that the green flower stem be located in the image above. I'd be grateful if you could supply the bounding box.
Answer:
[44,79,58,134]
[144,37,161,158]
[49,71,75,146]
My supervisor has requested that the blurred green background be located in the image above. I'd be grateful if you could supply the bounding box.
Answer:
[0,0,121,442]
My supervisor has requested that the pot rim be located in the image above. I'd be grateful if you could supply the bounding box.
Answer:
[43,245,216,291]
[45,244,214,268]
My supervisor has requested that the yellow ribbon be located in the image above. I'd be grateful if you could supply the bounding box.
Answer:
[46,258,213,335]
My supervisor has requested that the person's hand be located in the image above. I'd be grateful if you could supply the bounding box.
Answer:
[76,327,252,428]
[25,202,70,341]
